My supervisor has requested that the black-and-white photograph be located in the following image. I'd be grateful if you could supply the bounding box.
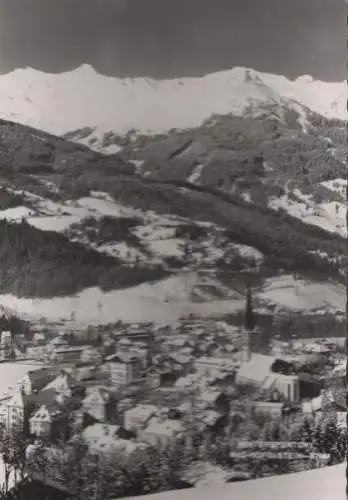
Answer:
[0,0,346,499]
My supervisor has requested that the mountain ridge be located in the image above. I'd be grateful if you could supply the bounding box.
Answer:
[0,65,345,154]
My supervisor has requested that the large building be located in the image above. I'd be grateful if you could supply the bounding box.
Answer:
[236,288,300,403]
[105,352,147,386]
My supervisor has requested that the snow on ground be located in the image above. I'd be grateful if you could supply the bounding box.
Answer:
[97,242,146,263]
[1,190,140,233]
[28,215,81,232]
[258,275,345,312]
[0,65,344,153]
[0,274,245,326]
[134,224,178,241]
[0,206,34,222]
[125,463,346,500]
[0,271,343,326]
[321,178,347,198]
[0,362,42,400]
[147,238,185,259]
[269,187,347,237]
[187,164,204,184]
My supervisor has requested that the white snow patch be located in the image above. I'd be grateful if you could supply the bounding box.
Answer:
[259,275,345,312]
[126,463,345,500]
[188,164,204,184]
[0,206,34,221]
[269,189,347,237]
[148,238,185,258]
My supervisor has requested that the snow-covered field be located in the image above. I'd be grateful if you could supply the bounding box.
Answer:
[259,275,345,312]
[0,271,343,326]
[0,274,245,325]
[0,65,345,152]
[126,463,346,500]
[269,179,347,237]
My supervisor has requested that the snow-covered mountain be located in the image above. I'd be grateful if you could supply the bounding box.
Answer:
[0,65,345,152]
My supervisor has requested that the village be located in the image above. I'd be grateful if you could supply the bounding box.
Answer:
[0,289,345,497]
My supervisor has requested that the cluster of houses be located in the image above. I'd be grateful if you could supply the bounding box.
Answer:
[0,298,344,487]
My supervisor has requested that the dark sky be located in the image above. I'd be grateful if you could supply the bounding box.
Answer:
[0,0,345,80]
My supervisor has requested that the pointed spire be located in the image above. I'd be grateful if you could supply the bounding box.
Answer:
[244,284,255,332]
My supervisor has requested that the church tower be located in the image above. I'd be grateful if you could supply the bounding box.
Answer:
[242,284,255,363]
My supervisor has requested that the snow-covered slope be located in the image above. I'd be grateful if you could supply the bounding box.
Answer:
[0,187,343,326]
[0,65,345,152]
[125,463,346,500]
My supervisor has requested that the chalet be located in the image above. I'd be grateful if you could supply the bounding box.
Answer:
[29,404,69,440]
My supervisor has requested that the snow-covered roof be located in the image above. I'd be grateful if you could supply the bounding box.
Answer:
[125,404,158,421]
[237,353,277,383]
[123,463,346,500]
[143,417,184,437]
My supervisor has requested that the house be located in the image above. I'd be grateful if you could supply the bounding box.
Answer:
[117,340,149,369]
[40,371,81,405]
[162,336,193,352]
[16,368,57,396]
[104,352,146,386]
[80,347,102,365]
[33,332,47,346]
[0,390,31,431]
[1,331,12,345]
[0,330,16,361]
[195,357,238,376]
[314,393,347,429]
[29,404,69,440]
[168,353,193,375]
[235,353,278,386]
[124,404,158,433]
[250,401,285,418]
[82,386,117,422]
[262,373,300,403]
[80,423,142,455]
[196,389,230,415]
[114,329,155,360]
[140,417,184,447]
[0,343,16,361]
[53,346,84,365]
